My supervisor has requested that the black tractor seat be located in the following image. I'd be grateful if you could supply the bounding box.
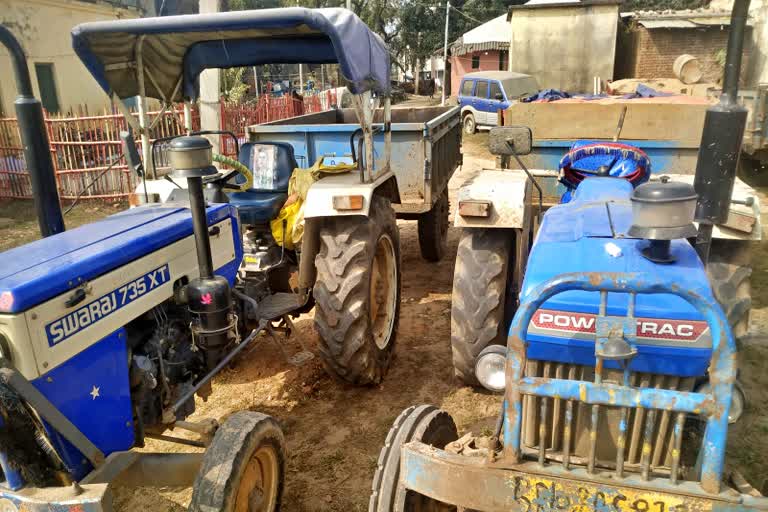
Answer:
[228,141,298,225]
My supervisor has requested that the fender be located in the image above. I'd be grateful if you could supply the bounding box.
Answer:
[454,169,531,229]
[303,168,401,218]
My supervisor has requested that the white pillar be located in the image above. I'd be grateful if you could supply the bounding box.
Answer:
[199,0,222,151]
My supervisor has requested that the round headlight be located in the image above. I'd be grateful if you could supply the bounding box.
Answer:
[697,381,746,424]
[475,345,506,393]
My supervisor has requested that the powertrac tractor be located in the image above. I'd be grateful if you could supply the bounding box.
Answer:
[0,7,398,512]
[369,1,768,510]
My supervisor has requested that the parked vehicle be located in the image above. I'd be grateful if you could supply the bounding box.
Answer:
[0,8,398,512]
[370,2,768,509]
[458,70,539,134]
[245,105,462,261]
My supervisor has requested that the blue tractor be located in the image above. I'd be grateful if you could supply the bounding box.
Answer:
[0,8,400,512]
[369,1,767,510]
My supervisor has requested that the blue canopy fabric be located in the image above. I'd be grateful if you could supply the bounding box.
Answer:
[71,7,390,102]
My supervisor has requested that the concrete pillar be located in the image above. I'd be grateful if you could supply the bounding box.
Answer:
[199,0,221,151]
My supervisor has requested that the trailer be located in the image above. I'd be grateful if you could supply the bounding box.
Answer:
[246,105,462,261]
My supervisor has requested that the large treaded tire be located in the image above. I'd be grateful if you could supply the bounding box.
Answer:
[314,195,401,385]
[370,405,458,512]
[451,229,513,386]
[189,412,286,512]
[706,239,752,340]
[417,188,450,262]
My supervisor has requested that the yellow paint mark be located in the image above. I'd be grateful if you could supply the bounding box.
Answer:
[617,437,625,448]
[672,449,680,458]
[694,408,701,414]
[590,431,597,441]
[608,389,616,403]
[642,443,652,455]
[579,384,587,402]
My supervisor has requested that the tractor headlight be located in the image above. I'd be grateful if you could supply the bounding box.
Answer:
[696,381,746,424]
[475,345,506,393]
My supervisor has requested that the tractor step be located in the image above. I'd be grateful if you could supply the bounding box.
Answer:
[257,293,305,320]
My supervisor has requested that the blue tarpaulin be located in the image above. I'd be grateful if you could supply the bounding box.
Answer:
[71,7,391,102]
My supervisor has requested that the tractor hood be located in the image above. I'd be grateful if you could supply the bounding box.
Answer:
[0,204,241,314]
[519,178,715,377]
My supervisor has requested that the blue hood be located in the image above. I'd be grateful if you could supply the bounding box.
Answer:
[519,178,715,377]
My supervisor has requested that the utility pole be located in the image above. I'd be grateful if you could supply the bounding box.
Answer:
[199,0,222,151]
[346,0,351,10]
[441,0,450,106]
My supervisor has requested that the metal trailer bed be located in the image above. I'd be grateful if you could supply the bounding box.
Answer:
[246,105,462,218]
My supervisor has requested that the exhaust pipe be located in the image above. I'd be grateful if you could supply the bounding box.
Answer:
[0,26,64,237]
[693,0,751,263]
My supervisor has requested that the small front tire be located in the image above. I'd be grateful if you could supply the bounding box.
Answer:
[370,405,458,512]
[189,412,286,512]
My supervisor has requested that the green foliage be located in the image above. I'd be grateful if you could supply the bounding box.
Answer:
[221,67,250,103]
[621,0,709,11]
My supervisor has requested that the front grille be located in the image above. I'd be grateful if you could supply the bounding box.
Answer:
[520,361,696,480]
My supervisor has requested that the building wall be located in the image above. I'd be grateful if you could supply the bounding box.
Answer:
[450,50,506,97]
[0,0,141,116]
[616,25,752,83]
[509,3,620,92]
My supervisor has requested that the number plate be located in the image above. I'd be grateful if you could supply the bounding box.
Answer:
[510,475,713,512]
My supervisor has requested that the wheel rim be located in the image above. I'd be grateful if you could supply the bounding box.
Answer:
[463,116,474,134]
[234,445,279,512]
[370,233,397,350]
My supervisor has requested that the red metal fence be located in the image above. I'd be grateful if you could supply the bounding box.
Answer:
[0,89,337,201]
[219,89,338,157]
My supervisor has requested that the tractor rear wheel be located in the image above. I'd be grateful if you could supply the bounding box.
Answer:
[706,239,752,340]
[189,411,285,512]
[314,195,401,385]
[369,405,458,512]
[451,229,513,386]
[417,188,450,262]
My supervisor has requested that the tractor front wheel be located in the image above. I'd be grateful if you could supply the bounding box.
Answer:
[189,411,286,512]
[451,229,513,386]
[370,405,458,512]
[313,195,401,385]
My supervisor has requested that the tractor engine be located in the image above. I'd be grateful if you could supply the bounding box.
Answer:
[513,176,730,480]
[126,307,206,437]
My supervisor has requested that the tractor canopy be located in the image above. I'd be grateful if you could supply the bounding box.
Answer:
[71,7,391,103]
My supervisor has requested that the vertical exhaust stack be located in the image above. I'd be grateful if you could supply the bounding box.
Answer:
[168,137,234,370]
[0,26,64,237]
[693,0,751,263]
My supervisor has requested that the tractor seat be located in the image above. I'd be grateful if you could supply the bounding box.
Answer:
[228,142,298,225]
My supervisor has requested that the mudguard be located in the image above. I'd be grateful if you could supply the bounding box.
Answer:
[302,168,400,218]
[454,169,531,229]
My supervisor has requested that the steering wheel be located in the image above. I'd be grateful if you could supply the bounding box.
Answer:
[558,142,651,190]
[203,153,254,191]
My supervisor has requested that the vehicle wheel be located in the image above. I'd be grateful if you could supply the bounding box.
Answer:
[706,239,752,340]
[370,405,458,512]
[189,412,285,512]
[462,113,476,135]
[314,195,401,385]
[451,229,513,386]
[417,188,450,262]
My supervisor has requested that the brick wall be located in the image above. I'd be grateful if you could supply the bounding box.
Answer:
[616,25,752,83]
[450,50,505,97]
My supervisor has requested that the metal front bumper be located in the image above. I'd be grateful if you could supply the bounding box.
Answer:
[0,483,111,512]
[400,441,768,512]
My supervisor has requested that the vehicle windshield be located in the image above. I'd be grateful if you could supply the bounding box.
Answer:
[502,77,539,100]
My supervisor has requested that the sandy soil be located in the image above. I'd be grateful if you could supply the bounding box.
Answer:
[1,129,765,509]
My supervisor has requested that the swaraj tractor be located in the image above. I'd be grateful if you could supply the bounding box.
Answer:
[0,8,399,511]
[370,1,768,511]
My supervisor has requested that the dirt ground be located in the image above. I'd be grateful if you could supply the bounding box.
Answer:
[1,130,767,509]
